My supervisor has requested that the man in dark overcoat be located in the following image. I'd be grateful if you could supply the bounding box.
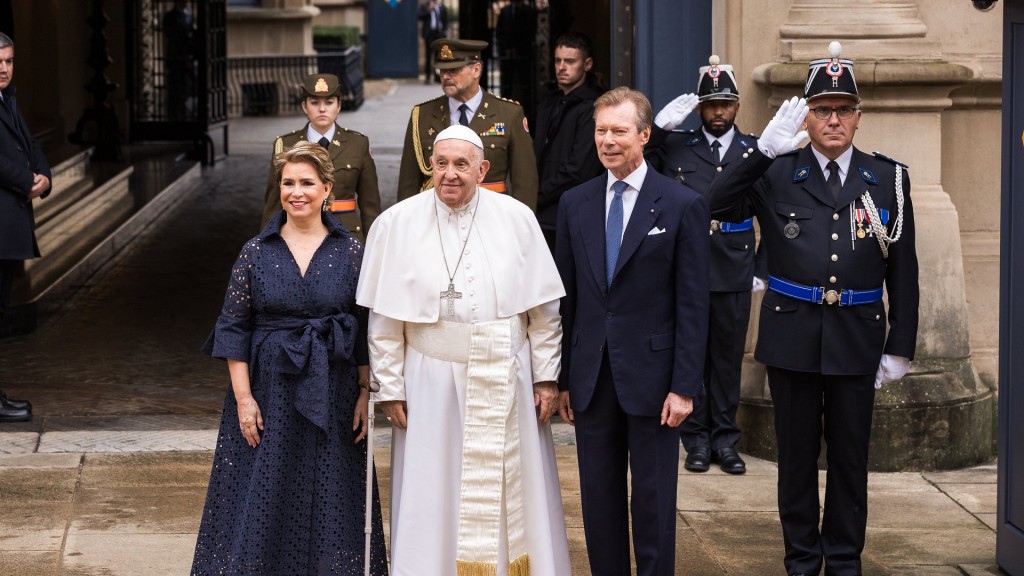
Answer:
[0,32,50,422]
[708,42,919,576]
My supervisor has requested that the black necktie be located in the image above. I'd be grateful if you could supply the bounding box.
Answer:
[458,103,470,127]
[826,160,841,201]
[318,137,330,150]
[710,140,721,165]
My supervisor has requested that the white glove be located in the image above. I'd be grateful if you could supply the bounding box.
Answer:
[654,93,699,131]
[874,354,910,389]
[751,277,766,293]
[757,96,809,159]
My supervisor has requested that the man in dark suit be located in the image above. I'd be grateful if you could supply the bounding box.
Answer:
[418,0,448,84]
[260,73,380,243]
[646,56,764,475]
[708,42,919,576]
[556,86,710,576]
[0,32,50,422]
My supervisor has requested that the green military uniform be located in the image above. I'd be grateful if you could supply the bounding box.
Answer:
[260,73,381,243]
[261,124,381,242]
[396,38,538,210]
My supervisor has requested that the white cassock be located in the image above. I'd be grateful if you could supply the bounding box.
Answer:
[356,188,571,576]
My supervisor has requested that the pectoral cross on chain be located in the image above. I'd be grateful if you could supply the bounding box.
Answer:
[440,282,462,315]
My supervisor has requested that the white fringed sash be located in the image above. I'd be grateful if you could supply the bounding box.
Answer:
[405,316,531,576]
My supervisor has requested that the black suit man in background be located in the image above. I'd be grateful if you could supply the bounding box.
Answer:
[0,32,50,423]
[708,42,919,576]
[533,32,604,253]
[418,0,448,84]
[647,55,765,475]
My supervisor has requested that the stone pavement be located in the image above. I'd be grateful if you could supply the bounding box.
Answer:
[0,79,1006,575]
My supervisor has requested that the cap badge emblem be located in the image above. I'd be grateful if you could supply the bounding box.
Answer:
[826,59,843,88]
[314,77,329,93]
[440,45,454,61]
[708,65,720,88]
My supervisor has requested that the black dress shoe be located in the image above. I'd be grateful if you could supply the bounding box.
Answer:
[0,401,31,422]
[0,390,31,412]
[684,446,711,472]
[713,447,747,475]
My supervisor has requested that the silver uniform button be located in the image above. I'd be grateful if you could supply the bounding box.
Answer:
[833,213,840,221]
[830,276,837,284]
[831,254,839,262]
[716,166,723,172]
[831,233,839,240]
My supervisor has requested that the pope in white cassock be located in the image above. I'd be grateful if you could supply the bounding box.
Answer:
[356,124,572,576]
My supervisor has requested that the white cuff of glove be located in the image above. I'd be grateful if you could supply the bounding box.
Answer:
[751,277,766,293]
[874,354,910,389]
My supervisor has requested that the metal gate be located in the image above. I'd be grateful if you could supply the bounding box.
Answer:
[126,0,228,164]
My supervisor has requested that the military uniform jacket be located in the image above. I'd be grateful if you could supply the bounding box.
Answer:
[261,123,381,243]
[647,125,764,292]
[397,91,538,210]
[0,85,51,261]
[707,145,919,375]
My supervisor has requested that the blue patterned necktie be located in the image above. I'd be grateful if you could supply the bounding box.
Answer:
[606,180,627,285]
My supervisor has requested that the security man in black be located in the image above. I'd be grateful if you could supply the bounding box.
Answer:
[646,55,763,475]
[707,42,919,576]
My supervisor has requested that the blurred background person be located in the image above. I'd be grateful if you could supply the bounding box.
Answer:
[0,31,50,424]
[533,31,604,253]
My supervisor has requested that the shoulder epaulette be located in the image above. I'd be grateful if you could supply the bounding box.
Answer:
[669,128,697,135]
[872,151,909,169]
[339,127,366,138]
[778,149,799,157]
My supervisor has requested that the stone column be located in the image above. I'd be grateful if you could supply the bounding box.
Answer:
[737,0,993,471]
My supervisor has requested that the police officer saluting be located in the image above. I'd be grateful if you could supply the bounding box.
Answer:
[397,38,538,209]
[708,42,919,576]
[647,55,765,476]
[261,73,381,242]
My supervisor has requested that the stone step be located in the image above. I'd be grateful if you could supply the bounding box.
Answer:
[34,146,95,226]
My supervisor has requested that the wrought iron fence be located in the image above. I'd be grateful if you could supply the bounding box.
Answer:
[226,48,364,117]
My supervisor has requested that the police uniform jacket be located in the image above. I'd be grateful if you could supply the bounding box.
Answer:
[707,145,918,375]
[261,123,381,243]
[0,85,51,261]
[397,91,538,210]
[533,81,604,230]
[647,124,764,293]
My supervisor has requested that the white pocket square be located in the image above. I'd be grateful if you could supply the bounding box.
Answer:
[648,227,666,235]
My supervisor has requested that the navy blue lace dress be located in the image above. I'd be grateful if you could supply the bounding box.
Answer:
[191,212,388,576]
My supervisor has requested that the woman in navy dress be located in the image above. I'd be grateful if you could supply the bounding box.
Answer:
[191,142,388,575]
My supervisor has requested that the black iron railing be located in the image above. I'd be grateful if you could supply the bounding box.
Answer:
[227,48,364,117]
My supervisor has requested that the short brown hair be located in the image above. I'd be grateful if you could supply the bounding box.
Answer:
[594,87,653,133]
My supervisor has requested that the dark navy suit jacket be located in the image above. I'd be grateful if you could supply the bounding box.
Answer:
[555,164,710,416]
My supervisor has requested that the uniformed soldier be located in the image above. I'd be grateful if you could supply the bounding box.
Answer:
[646,55,765,476]
[708,42,919,576]
[260,73,381,243]
[396,38,538,210]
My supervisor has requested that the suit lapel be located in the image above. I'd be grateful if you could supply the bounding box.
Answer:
[581,180,610,291]
[614,171,660,280]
